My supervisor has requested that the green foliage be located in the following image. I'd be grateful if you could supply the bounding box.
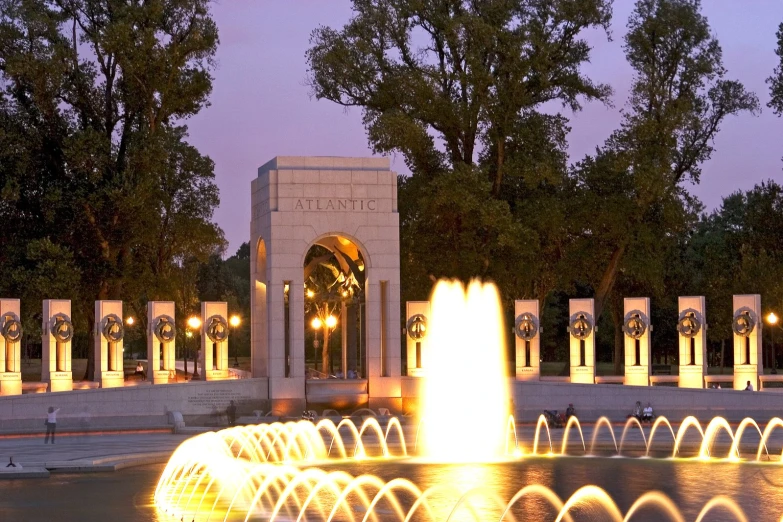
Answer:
[767,22,783,116]
[580,0,758,322]
[307,0,612,190]
[0,0,223,377]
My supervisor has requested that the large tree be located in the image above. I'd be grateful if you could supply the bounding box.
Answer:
[0,0,224,378]
[306,0,613,189]
[581,0,758,325]
[308,0,613,309]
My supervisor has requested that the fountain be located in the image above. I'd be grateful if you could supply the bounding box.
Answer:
[154,280,783,521]
[420,280,510,462]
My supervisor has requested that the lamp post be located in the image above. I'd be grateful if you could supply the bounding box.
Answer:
[311,317,323,374]
[187,316,202,378]
[767,312,779,373]
[325,315,337,375]
[125,317,136,359]
[311,315,337,375]
[229,315,241,367]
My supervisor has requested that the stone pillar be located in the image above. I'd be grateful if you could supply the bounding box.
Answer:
[405,301,429,377]
[623,297,651,386]
[42,300,74,392]
[514,299,541,381]
[732,294,762,391]
[147,301,176,384]
[0,299,23,396]
[201,302,229,381]
[94,301,125,388]
[677,296,706,388]
[569,299,595,384]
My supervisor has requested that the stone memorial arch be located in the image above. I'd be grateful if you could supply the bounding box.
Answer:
[250,157,401,414]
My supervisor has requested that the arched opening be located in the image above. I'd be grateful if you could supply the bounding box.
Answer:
[302,235,366,380]
[251,238,268,377]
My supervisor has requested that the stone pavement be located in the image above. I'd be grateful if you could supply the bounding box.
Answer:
[0,431,191,478]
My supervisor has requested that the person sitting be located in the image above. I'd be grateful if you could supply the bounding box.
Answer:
[565,403,576,420]
[134,362,146,379]
[347,368,358,379]
[641,402,654,422]
[745,380,754,391]
[629,401,642,421]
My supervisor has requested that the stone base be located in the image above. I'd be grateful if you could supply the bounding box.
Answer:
[734,365,759,391]
[100,371,125,389]
[368,396,402,415]
[678,365,705,388]
[152,369,173,385]
[570,365,594,384]
[49,372,73,392]
[0,373,22,396]
[204,369,230,381]
[624,366,650,386]
[270,398,306,417]
[516,366,540,381]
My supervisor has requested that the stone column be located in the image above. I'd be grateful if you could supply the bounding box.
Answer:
[42,300,74,392]
[514,299,541,381]
[147,301,176,384]
[0,299,23,396]
[201,301,229,381]
[569,299,595,384]
[677,296,706,388]
[405,301,430,377]
[623,297,651,386]
[732,294,762,390]
[94,300,125,388]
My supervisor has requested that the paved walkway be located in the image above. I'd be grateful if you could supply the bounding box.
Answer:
[0,432,191,477]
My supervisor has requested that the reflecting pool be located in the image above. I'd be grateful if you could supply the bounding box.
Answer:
[3,458,782,521]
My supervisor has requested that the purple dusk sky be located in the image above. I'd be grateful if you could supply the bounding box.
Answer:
[185,1,783,255]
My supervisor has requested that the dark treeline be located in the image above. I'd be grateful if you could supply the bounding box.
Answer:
[3,1,783,377]
[0,1,251,374]
[307,0,783,371]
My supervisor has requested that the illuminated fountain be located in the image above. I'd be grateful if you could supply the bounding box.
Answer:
[420,280,511,462]
[154,280,783,521]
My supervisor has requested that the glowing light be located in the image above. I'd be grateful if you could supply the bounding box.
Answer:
[125,317,134,326]
[187,316,201,329]
[306,289,315,298]
[152,414,775,520]
[311,317,322,329]
[229,315,241,327]
[768,312,779,325]
[325,315,337,329]
[420,279,510,462]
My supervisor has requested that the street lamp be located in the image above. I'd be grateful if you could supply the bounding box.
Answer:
[767,312,779,373]
[187,316,202,378]
[311,316,337,375]
[125,317,136,359]
[229,315,241,367]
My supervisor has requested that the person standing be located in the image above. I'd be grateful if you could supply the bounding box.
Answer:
[44,406,60,444]
[226,400,237,426]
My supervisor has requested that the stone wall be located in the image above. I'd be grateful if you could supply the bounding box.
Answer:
[514,380,783,422]
[0,378,269,432]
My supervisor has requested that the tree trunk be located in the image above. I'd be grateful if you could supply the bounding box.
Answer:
[321,328,330,375]
[613,310,623,375]
[84,310,96,381]
[491,138,505,198]
[719,339,725,374]
[593,243,627,321]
